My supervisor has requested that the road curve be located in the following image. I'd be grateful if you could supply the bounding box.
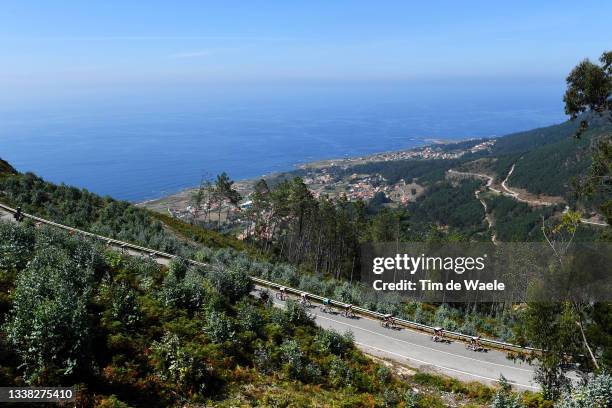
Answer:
[448,167,608,227]
[266,291,539,390]
[259,290,538,390]
[0,204,539,390]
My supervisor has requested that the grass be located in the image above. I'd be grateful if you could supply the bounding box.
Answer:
[150,211,261,257]
[412,372,494,403]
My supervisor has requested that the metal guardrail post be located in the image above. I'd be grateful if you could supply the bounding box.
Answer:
[0,202,537,353]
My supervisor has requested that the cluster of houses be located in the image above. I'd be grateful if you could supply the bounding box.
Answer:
[366,139,496,162]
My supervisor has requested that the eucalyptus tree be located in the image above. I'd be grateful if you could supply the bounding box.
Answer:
[564,50,612,224]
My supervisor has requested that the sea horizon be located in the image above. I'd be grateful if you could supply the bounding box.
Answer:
[1,80,567,202]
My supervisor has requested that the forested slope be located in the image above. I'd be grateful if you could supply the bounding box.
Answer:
[0,220,440,406]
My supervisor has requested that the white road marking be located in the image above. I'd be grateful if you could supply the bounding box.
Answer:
[355,342,538,390]
[315,313,533,373]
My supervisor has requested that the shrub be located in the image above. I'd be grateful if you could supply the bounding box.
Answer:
[376,366,392,384]
[206,263,253,302]
[236,300,263,333]
[402,389,419,408]
[413,303,427,324]
[491,376,524,408]
[181,269,207,309]
[314,329,354,357]
[556,372,612,408]
[460,314,479,336]
[328,356,353,387]
[204,311,235,343]
[150,332,210,394]
[382,387,400,407]
[160,269,185,307]
[168,258,189,280]
[285,300,313,326]
[0,222,35,272]
[160,264,207,310]
[254,346,275,374]
[3,247,94,384]
[279,339,304,380]
[441,317,459,332]
[268,307,290,329]
[104,282,141,329]
[97,395,130,408]
[434,304,452,326]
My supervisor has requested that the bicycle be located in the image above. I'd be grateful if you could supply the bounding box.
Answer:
[299,297,312,308]
[341,308,355,318]
[466,337,486,352]
[381,315,397,329]
[320,299,333,313]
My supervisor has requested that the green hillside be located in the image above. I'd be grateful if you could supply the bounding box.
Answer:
[489,120,581,156]
[0,221,446,407]
[0,158,17,175]
[506,131,592,198]
[491,122,610,200]
[0,163,516,407]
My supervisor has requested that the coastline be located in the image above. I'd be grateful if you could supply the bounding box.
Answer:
[138,135,491,212]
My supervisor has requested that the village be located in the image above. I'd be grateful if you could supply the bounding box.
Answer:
[148,138,496,221]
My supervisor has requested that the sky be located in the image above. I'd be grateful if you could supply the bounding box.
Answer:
[0,1,610,105]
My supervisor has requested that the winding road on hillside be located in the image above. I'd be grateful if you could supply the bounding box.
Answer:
[0,203,546,390]
[269,293,539,390]
[447,166,608,229]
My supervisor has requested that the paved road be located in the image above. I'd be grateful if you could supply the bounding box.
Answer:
[259,290,539,390]
[0,205,540,390]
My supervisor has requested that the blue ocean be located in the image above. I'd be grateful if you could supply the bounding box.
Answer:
[0,81,566,202]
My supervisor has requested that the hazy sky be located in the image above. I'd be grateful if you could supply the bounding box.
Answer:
[1,1,610,103]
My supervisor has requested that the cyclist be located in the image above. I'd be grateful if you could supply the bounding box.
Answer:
[260,290,270,304]
[468,335,482,351]
[432,327,444,342]
[299,292,310,306]
[382,314,394,328]
[13,207,23,222]
[321,297,331,313]
[278,286,287,301]
[343,303,354,318]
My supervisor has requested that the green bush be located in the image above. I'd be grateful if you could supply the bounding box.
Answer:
[328,356,353,387]
[3,245,95,383]
[0,222,35,272]
[236,300,263,333]
[279,339,305,380]
[491,376,524,408]
[204,311,236,343]
[103,282,141,330]
[313,329,354,357]
[150,332,210,395]
[206,264,253,302]
[285,300,313,326]
[556,372,612,408]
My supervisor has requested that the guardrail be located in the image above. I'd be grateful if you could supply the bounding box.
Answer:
[250,276,537,353]
[0,202,536,354]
